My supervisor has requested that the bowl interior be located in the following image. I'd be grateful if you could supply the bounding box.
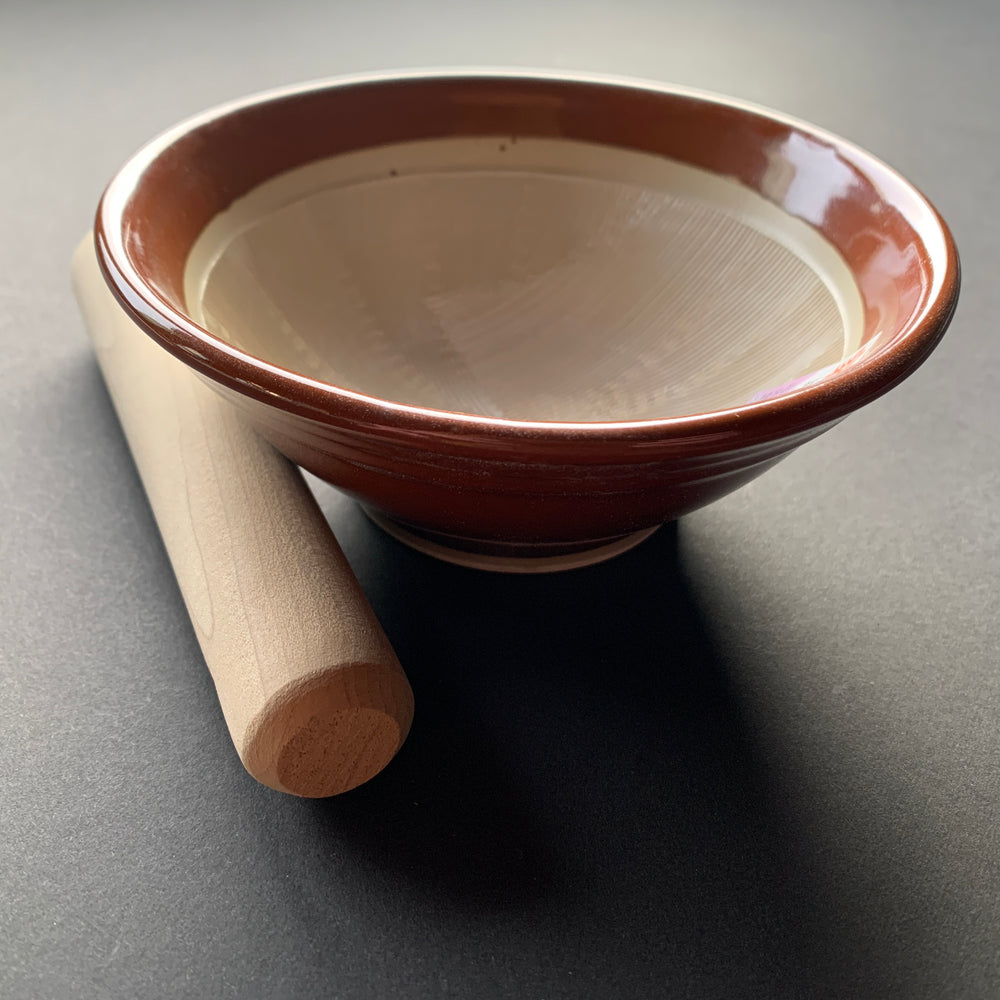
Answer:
[184,136,864,422]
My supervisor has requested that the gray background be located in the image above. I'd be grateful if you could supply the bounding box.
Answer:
[2,0,998,997]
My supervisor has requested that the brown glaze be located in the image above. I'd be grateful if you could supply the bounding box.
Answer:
[95,72,960,556]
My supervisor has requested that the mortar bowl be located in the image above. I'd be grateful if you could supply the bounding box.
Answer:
[96,71,959,570]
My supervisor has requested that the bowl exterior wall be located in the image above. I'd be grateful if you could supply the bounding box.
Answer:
[212,380,837,553]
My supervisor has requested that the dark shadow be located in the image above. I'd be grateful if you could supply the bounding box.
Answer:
[303,502,822,992]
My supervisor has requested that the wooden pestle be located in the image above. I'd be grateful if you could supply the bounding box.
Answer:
[72,238,413,797]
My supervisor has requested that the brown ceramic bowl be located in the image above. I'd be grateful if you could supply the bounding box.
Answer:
[96,71,959,570]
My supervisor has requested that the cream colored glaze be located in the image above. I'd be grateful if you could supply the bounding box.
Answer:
[185,137,864,422]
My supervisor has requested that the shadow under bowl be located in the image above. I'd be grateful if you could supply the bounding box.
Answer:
[95,71,959,568]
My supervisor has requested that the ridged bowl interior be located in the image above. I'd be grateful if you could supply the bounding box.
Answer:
[184,136,864,423]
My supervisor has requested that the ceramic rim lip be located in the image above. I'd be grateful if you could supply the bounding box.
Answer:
[95,68,961,453]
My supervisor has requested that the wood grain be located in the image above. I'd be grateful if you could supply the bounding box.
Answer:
[73,238,413,797]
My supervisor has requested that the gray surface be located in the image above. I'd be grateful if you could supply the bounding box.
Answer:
[2,0,998,997]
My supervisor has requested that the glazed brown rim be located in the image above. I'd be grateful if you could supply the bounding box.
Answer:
[95,69,960,455]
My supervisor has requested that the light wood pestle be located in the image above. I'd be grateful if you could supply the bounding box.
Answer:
[72,238,414,797]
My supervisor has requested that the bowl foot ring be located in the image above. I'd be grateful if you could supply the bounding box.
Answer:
[363,510,660,574]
